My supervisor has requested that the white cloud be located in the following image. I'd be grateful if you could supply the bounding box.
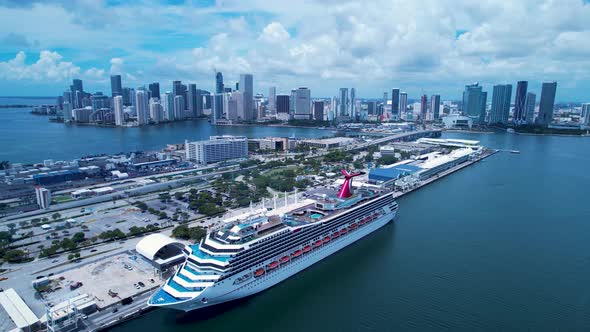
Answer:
[109,57,124,75]
[0,50,80,81]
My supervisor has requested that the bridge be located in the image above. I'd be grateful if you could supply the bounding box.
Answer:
[344,129,442,151]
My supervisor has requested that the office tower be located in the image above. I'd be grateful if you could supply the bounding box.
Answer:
[293,87,311,120]
[74,90,83,109]
[149,82,161,100]
[163,92,175,121]
[149,98,163,123]
[187,84,198,117]
[235,82,239,91]
[462,83,486,123]
[216,72,224,94]
[479,91,488,123]
[238,74,254,120]
[204,93,212,109]
[276,95,290,114]
[537,81,557,126]
[350,88,356,118]
[136,90,148,125]
[367,101,377,115]
[339,88,348,116]
[489,84,512,124]
[430,94,441,120]
[173,80,187,111]
[268,86,276,113]
[73,107,92,123]
[399,92,408,119]
[382,92,388,116]
[195,89,204,117]
[63,91,72,105]
[90,92,110,112]
[231,91,243,120]
[212,94,224,123]
[122,87,131,105]
[290,89,296,113]
[114,95,124,126]
[185,136,248,164]
[174,95,185,120]
[110,75,122,97]
[523,92,536,124]
[72,79,83,94]
[313,100,325,121]
[513,81,528,124]
[225,92,239,121]
[581,103,590,125]
[128,88,136,107]
[62,102,72,122]
[391,88,400,117]
[420,95,428,120]
[35,186,51,209]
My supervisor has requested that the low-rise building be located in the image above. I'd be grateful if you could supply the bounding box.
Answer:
[185,135,248,164]
[442,114,473,129]
[298,137,355,149]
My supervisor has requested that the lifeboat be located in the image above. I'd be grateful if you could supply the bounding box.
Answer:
[359,219,366,225]
[303,245,312,253]
[292,250,303,257]
[373,213,379,218]
[254,268,265,277]
[349,223,358,229]
[314,240,323,247]
[332,231,340,238]
[363,217,371,222]
[340,228,348,234]
[280,255,290,264]
[323,236,331,243]
[268,261,279,269]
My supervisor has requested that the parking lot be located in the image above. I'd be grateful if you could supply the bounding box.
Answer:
[44,252,163,309]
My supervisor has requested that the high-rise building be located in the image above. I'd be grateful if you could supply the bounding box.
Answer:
[74,90,83,109]
[173,81,186,111]
[149,98,163,123]
[268,86,276,113]
[276,95,289,114]
[212,94,224,123]
[215,72,224,94]
[72,79,83,94]
[90,92,110,112]
[489,84,512,124]
[185,136,248,164]
[187,84,198,118]
[163,92,175,121]
[110,75,122,97]
[149,82,160,100]
[62,102,72,122]
[430,95,441,120]
[114,95,124,126]
[174,95,185,120]
[239,74,254,120]
[227,92,241,121]
[136,90,148,125]
[513,81,528,124]
[367,101,377,115]
[63,91,73,105]
[122,87,131,105]
[339,88,348,116]
[350,88,356,119]
[313,100,325,121]
[524,92,536,124]
[581,103,590,126]
[35,186,51,209]
[128,88,136,107]
[462,83,486,123]
[420,95,428,120]
[294,87,311,120]
[391,89,400,117]
[537,81,557,126]
[479,91,488,124]
[400,92,408,119]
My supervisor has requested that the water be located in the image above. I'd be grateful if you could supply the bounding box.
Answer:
[0,98,333,164]
[111,132,590,331]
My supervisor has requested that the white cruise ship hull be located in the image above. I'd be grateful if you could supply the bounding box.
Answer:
[164,209,396,312]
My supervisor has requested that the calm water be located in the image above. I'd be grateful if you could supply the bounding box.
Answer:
[0,97,332,164]
[110,132,590,331]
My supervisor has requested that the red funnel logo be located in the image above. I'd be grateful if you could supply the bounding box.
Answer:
[337,169,364,199]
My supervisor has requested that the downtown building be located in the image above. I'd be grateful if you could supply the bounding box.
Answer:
[489,84,512,124]
[462,83,487,124]
[293,87,311,120]
[185,136,248,164]
[513,81,528,124]
[536,82,557,126]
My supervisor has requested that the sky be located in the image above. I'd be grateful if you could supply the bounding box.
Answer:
[0,0,589,101]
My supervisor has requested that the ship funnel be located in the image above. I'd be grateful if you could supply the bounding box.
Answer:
[337,169,364,199]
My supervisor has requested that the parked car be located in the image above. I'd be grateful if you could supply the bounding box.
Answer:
[134,284,140,289]
[90,249,97,253]
[138,282,145,287]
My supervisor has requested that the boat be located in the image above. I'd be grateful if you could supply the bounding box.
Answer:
[148,169,398,313]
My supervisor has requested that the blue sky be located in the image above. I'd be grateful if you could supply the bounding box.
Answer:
[0,0,589,102]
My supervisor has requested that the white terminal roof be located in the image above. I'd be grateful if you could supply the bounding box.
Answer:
[136,233,184,261]
[0,288,39,329]
[419,148,474,169]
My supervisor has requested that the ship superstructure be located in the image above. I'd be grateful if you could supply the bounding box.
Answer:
[148,170,398,312]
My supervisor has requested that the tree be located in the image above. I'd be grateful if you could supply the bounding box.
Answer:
[379,155,398,165]
[72,232,85,243]
[174,192,185,200]
[4,249,28,263]
[51,212,61,220]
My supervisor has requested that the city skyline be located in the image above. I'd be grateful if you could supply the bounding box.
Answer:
[0,1,589,101]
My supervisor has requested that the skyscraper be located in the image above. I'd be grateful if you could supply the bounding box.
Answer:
[524,92,536,124]
[479,91,488,124]
[420,95,428,120]
[216,72,224,94]
[313,100,325,121]
[122,87,131,105]
[537,81,557,126]
[174,95,185,120]
[72,79,83,94]
[114,95,124,126]
[463,83,486,123]
[239,74,254,120]
[350,88,356,119]
[276,95,289,114]
[268,86,276,113]
[382,92,388,116]
[173,81,186,111]
[391,89,400,117]
[339,88,348,116]
[136,90,148,125]
[430,94,441,120]
[62,102,72,122]
[513,81,528,124]
[163,92,175,121]
[367,101,377,115]
[581,103,590,126]
[489,84,512,124]
[149,98,163,123]
[149,82,161,100]
[187,84,198,118]
[90,92,110,112]
[212,94,223,123]
[294,87,311,120]
[400,92,408,119]
[110,75,122,97]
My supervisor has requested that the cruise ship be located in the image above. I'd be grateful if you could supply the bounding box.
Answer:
[148,170,398,312]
